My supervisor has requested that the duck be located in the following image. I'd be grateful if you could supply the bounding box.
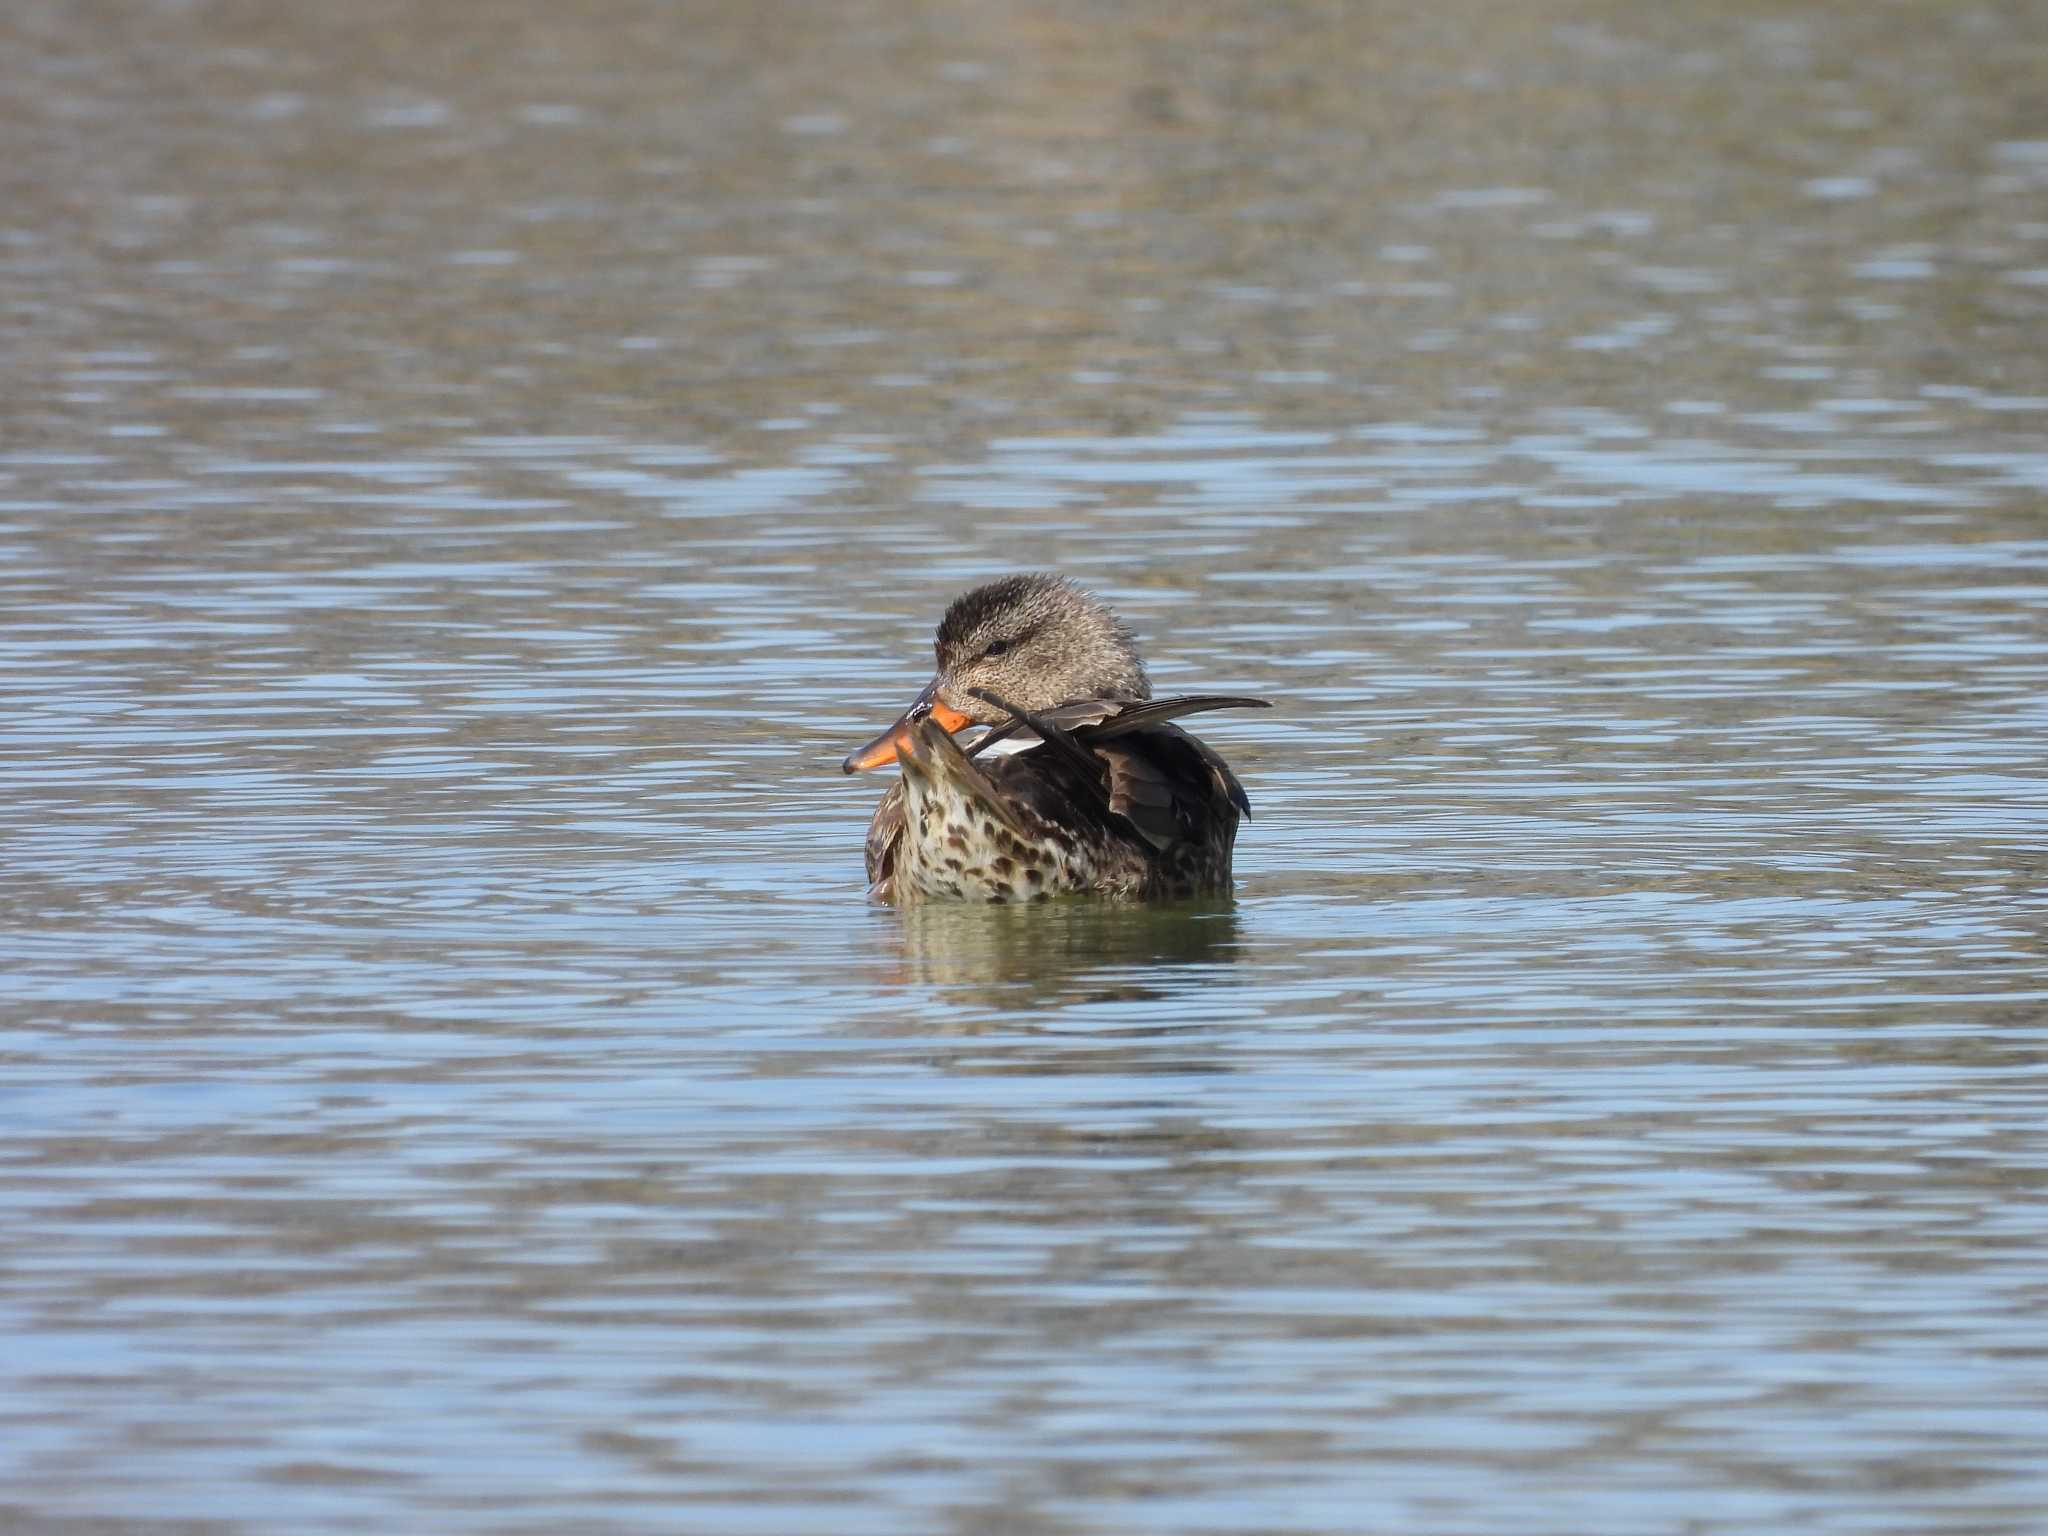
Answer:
[840,573,1270,903]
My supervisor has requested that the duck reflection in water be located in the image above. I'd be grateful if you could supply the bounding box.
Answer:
[875,896,1244,998]
[841,574,1269,904]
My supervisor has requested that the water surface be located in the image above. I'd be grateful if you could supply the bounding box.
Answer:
[4,3,2047,1533]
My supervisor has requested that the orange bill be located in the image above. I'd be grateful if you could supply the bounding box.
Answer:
[842,681,973,773]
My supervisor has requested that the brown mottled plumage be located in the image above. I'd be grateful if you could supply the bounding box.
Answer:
[841,574,1268,903]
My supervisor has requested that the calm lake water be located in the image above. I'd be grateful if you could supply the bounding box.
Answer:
[4,3,2047,1532]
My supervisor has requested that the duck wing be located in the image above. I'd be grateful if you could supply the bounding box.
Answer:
[1006,693,1270,738]
[964,689,1119,821]
[1090,724,1252,850]
[969,689,1267,845]
[1081,694,1271,739]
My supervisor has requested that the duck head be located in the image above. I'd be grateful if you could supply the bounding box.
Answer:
[841,573,1151,773]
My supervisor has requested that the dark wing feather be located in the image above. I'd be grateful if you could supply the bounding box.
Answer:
[1083,695,1271,740]
[1184,732,1253,819]
[1027,699,1122,732]
[1016,693,1269,737]
[1099,723,1251,851]
[1097,740,1184,850]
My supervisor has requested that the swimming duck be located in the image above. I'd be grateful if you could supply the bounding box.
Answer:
[841,573,1269,903]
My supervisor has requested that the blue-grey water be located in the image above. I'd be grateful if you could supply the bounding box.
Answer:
[4,4,2047,1533]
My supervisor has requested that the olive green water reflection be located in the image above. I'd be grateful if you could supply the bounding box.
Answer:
[873,899,1246,998]
[4,1,2047,1533]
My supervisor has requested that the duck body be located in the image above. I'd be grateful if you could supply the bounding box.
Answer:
[842,575,1267,904]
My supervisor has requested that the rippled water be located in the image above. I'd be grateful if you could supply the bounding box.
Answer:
[5,3,2047,1533]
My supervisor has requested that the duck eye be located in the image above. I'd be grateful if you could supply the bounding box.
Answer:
[983,638,1011,658]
